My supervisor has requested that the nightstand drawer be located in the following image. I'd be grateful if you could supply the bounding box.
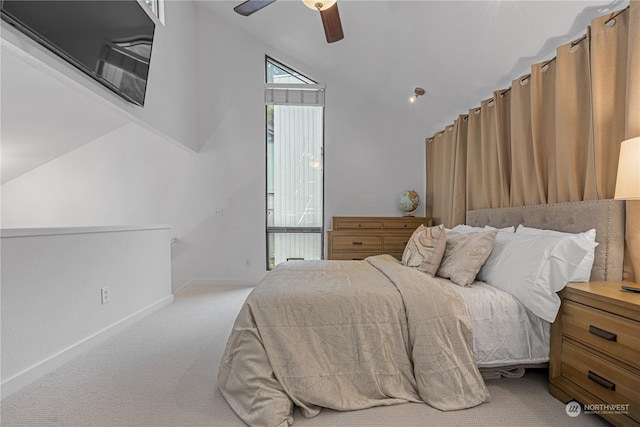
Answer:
[562,300,640,369]
[331,235,382,251]
[562,341,640,421]
[383,235,411,252]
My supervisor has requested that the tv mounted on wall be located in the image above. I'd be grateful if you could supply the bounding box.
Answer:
[1,0,156,106]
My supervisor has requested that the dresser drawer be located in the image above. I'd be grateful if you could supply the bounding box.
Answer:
[382,219,423,230]
[327,217,430,261]
[331,235,383,251]
[562,300,640,369]
[383,235,411,252]
[562,341,640,421]
[334,220,383,230]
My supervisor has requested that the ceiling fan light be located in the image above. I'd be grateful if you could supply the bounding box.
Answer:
[302,0,337,11]
[409,87,425,103]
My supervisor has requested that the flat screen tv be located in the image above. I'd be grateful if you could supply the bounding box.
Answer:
[1,0,156,106]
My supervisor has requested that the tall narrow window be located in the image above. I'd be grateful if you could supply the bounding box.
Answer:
[265,57,324,269]
[141,0,163,22]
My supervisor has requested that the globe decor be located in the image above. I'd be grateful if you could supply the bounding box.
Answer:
[398,190,420,216]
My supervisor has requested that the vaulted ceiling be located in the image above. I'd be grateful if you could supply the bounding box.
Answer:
[208,0,628,135]
[1,0,628,184]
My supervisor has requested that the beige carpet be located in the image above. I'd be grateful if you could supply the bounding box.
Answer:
[1,285,610,427]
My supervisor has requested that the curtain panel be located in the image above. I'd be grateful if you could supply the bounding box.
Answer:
[425,4,640,281]
[625,1,640,282]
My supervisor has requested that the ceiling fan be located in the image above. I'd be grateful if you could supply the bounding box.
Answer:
[234,0,344,43]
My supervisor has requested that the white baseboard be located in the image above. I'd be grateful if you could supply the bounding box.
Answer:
[0,294,174,400]
[173,278,255,295]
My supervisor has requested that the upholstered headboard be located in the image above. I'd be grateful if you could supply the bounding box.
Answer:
[466,200,626,282]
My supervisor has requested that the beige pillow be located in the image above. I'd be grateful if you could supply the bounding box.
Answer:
[401,224,446,276]
[436,229,498,286]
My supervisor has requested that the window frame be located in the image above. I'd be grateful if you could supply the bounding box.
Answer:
[138,0,164,25]
[264,56,325,270]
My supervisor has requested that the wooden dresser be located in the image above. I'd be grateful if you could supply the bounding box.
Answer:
[549,281,640,427]
[326,216,430,261]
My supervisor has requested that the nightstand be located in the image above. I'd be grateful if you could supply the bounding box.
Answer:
[549,281,640,427]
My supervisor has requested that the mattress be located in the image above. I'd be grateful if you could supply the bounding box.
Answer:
[440,277,551,368]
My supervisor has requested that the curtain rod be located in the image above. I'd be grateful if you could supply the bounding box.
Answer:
[605,7,628,25]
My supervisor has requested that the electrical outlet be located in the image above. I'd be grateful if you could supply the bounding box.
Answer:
[214,208,224,217]
[101,287,110,305]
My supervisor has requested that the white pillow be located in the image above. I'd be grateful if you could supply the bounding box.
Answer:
[477,232,593,322]
[451,224,486,234]
[515,225,598,283]
[485,225,516,233]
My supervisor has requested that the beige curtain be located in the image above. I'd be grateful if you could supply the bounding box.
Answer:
[479,98,502,208]
[510,75,543,206]
[466,108,484,211]
[429,127,457,226]
[493,89,512,207]
[437,118,469,227]
[531,59,557,204]
[465,95,511,212]
[428,132,444,225]
[555,33,596,202]
[451,115,468,226]
[591,10,628,198]
[425,137,434,221]
[629,1,640,139]
[625,0,640,282]
[426,4,640,281]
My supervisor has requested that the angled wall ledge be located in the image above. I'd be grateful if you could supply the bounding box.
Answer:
[1,224,173,398]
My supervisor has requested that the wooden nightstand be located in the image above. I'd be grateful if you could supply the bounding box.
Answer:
[549,281,640,427]
[326,216,430,261]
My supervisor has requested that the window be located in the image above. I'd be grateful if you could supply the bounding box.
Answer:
[265,57,325,269]
[141,0,163,22]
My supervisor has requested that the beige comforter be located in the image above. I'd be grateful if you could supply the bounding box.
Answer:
[218,255,490,426]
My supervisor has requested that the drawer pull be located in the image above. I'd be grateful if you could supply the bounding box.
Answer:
[588,371,616,391]
[589,325,617,342]
[352,241,363,246]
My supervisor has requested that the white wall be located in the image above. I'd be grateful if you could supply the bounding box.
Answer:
[193,4,427,236]
[1,226,173,397]
[0,0,199,157]
[1,2,427,291]
[136,0,199,151]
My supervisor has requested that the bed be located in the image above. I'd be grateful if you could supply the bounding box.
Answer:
[218,199,625,427]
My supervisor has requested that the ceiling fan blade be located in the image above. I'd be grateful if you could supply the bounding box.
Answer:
[234,0,277,16]
[320,3,344,43]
